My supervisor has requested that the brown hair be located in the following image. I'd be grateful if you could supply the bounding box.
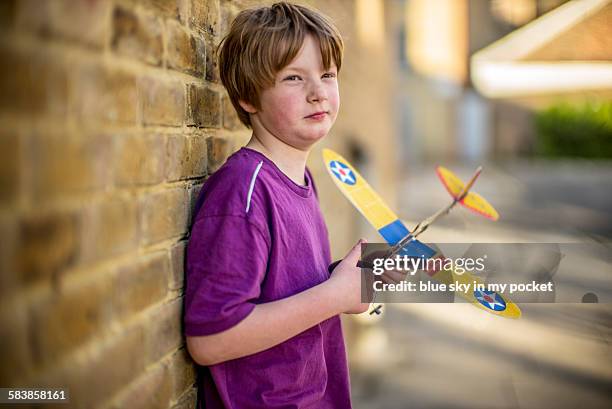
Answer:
[217,2,344,128]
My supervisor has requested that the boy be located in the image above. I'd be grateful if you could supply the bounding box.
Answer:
[184,3,368,408]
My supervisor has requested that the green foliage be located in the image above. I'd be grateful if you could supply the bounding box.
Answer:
[535,101,612,158]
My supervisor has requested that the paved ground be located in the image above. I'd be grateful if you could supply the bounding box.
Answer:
[347,160,612,409]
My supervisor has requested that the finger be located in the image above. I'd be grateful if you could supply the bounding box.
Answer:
[343,238,367,265]
[363,249,388,264]
[384,270,406,283]
[381,274,394,285]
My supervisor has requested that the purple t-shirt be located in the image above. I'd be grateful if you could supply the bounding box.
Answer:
[184,147,352,409]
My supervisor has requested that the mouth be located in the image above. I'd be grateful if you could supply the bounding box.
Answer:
[305,111,328,120]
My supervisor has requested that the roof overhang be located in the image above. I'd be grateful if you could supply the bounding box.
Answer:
[471,0,612,98]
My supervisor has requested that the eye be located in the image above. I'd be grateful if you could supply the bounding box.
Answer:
[322,72,337,79]
[283,75,302,81]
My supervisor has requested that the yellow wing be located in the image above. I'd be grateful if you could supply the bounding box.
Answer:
[462,192,500,221]
[436,166,500,221]
[323,149,397,230]
[436,166,465,198]
[323,148,436,256]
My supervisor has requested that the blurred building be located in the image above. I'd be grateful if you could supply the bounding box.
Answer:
[472,0,612,155]
[384,0,611,162]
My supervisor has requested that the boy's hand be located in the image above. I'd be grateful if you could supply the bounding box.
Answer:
[361,250,408,285]
[327,239,371,314]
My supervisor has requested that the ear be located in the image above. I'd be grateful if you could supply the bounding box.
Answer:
[238,100,257,114]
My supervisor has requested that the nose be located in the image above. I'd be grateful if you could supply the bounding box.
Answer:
[307,79,327,103]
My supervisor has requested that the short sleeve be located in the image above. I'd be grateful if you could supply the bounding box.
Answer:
[184,214,270,336]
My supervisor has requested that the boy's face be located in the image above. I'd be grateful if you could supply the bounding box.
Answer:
[243,35,340,150]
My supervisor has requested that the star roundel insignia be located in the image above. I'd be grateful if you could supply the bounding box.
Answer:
[329,160,356,185]
[474,289,506,311]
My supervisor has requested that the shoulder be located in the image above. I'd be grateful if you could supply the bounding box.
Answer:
[194,149,273,221]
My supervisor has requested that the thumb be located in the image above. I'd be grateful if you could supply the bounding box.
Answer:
[344,238,367,264]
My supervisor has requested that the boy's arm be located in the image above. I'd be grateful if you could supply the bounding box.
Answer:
[186,239,367,366]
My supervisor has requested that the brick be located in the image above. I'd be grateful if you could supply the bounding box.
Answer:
[194,36,206,77]
[14,0,48,31]
[186,85,221,128]
[112,6,163,66]
[190,0,219,36]
[140,78,185,127]
[31,134,112,200]
[166,133,207,181]
[172,387,197,409]
[74,64,138,125]
[0,304,33,386]
[177,0,189,25]
[187,134,208,177]
[168,348,196,402]
[31,273,114,366]
[144,298,183,364]
[140,187,189,244]
[80,196,139,263]
[109,364,172,409]
[204,37,219,83]
[166,20,198,75]
[0,0,16,31]
[139,0,179,18]
[187,181,204,226]
[231,133,250,151]
[114,133,166,186]
[0,216,17,297]
[40,326,145,408]
[206,136,231,173]
[114,252,169,320]
[166,135,189,181]
[188,134,208,175]
[17,0,110,48]
[168,240,187,290]
[222,94,244,130]
[0,131,19,206]
[219,1,240,38]
[15,211,80,287]
[0,45,68,118]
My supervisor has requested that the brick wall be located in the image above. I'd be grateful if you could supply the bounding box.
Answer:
[0,1,250,408]
[0,1,400,408]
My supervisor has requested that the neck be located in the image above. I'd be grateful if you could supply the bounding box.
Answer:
[246,134,309,187]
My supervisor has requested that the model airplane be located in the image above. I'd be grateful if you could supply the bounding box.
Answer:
[323,148,521,319]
